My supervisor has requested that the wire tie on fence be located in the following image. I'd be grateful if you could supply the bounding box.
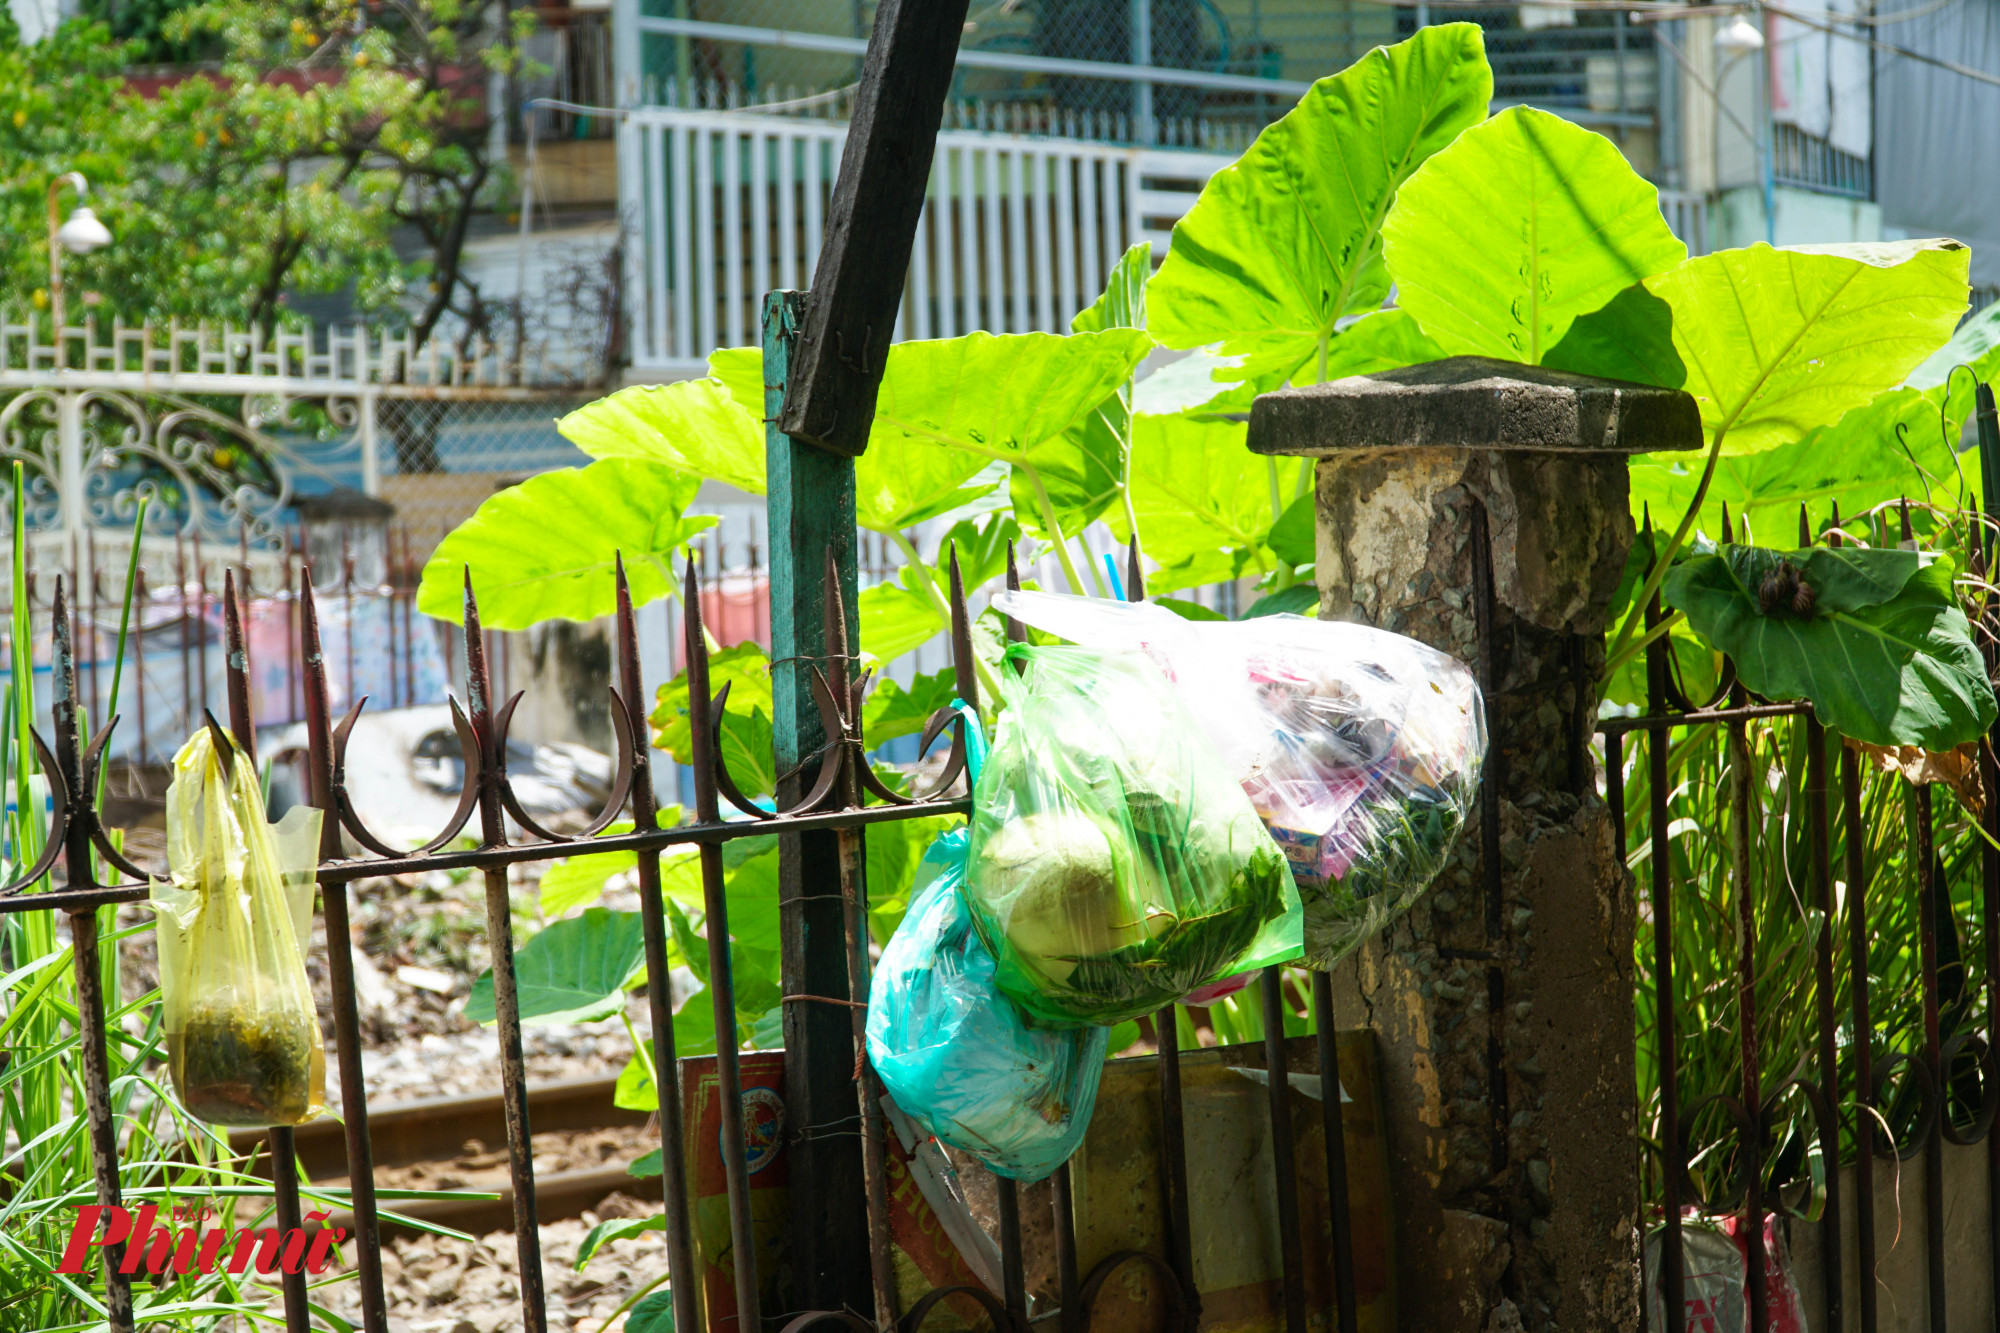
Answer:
[766,652,863,670]
[782,992,867,1009]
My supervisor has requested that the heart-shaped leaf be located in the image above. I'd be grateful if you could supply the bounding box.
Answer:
[1119,414,1300,594]
[1382,106,1687,364]
[1601,240,1970,456]
[557,379,766,494]
[417,461,718,629]
[1663,545,1994,749]
[1148,23,1491,388]
[465,907,644,1026]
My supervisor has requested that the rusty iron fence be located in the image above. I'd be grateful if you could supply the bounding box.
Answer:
[24,439,1997,1333]
[1607,502,2000,1333]
[22,510,1378,1333]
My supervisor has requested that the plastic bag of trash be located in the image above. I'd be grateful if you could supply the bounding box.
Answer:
[152,723,327,1127]
[868,825,1109,1183]
[963,645,1298,1027]
[993,592,1484,972]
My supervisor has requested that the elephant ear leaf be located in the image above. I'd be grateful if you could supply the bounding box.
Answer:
[1147,22,1492,389]
[1663,544,1994,750]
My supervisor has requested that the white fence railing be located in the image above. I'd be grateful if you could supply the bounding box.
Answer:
[618,107,1234,375]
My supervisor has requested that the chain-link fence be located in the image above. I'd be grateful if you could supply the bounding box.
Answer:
[633,2,1658,148]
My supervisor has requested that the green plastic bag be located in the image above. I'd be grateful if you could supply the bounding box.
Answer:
[963,645,1298,1027]
[152,726,326,1128]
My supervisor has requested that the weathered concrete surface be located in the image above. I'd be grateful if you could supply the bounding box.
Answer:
[1308,445,1644,1333]
[1788,1141,1996,1333]
[1248,357,1702,460]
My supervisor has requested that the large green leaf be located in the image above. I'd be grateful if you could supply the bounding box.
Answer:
[862,669,961,749]
[1133,349,1258,416]
[1663,545,1995,749]
[465,907,644,1026]
[717,341,1118,534]
[1907,297,2000,389]
[1073,242,1152,336]
[1543,282,1686,388]
[1382,106,1687,364]
[651,643,775,799]
[1147,23,1492,387]
[1321,308,1449,380]
[1016,244,1158,542]
[1120,414,1294,594]
[872,330,1152,464]
[1602,241,1970,456]
[557,379,766,494]
[629,1289,676,1333]
[1629,379,1986,541]
[417,461,718,629]
[658,840,783,953]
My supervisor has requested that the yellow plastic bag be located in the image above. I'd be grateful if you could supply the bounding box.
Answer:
[152,725,326,1127]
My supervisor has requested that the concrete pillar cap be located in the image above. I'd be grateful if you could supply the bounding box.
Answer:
[1245,355,1703,458]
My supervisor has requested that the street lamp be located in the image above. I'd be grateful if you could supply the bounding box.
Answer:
[47,172,113,348]
[1714,10,1775,246]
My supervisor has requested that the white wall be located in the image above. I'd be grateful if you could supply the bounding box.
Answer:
[1710,183,1882,250]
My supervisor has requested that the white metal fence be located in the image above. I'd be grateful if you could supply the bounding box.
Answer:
[618,106,1234,375]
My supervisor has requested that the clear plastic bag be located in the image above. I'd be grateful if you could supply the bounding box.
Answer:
[964,645,1299,1026]
[993,592,1485,972]
[152,726,326,1128]
[868,828,1109,1182]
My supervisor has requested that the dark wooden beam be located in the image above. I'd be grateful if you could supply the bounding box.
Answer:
[778,0,972,457]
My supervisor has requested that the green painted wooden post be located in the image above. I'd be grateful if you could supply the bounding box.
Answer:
[762,289,869,1317]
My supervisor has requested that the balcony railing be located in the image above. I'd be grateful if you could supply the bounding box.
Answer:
[1771,122,1873,200]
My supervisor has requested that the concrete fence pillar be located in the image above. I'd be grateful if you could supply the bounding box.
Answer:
[1246,357,1702,1333]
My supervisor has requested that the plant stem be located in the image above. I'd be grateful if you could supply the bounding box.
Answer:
[1023,469,1091,596]
[1603,608,1685,680]
[872,415,1095,597]
[1606,431,1729,665]
[657,553,722,655]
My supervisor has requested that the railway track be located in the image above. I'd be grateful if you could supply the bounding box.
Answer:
[231,1076,663,1238]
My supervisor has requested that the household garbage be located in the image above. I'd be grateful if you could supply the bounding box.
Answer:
[963,645,1299,1026]
[152,723,327,1127]
[1643,1212,1806,1333]
[993,592,1485,972]
[869,828,1109,1182]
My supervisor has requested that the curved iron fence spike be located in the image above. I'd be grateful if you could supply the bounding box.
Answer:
[1936,1033,2000,1146]
[0,727,78,894]
[202,708,236,782]
[774,1311,876,1333]
[1674,1091,1761,1215]
[708,682,778,822]
[493,691,572,843]
[575,688,639,838]
[898,1285,1021,1333]
[79,717,151,882]
[1076,1250,1189,1333]
[411,697,489,855]
[858,761,915,807]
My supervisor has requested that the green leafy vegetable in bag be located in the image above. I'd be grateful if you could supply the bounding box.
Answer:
[963,646,1297,1026]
